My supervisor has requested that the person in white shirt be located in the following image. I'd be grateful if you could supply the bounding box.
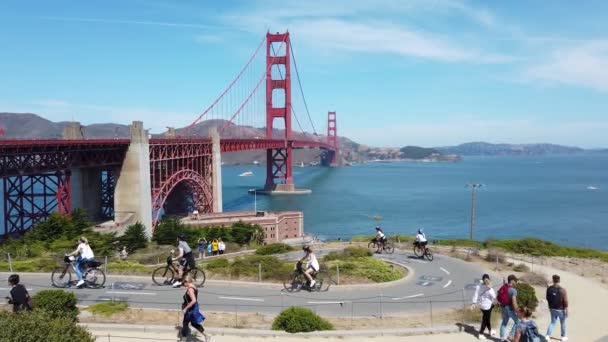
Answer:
[414,228,428,250]
[471,273,497,339]
[218,239,226,255]
[299,245,320,288]
[66,236,95,287]
[374,226,387,253]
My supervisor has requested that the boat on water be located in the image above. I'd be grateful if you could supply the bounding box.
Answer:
[239,171,254,177]
[253,160,260,165]
[298,162,305,167]
[587,186,599,190]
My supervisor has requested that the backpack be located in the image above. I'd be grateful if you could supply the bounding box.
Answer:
[520,320,541,342]
[497,284,511,306]
[547,285,563,309]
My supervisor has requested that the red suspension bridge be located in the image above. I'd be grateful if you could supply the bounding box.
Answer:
[0,32,339,237]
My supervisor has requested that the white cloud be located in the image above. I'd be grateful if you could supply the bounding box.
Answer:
[523,40,608,93]
[345,119,608,148]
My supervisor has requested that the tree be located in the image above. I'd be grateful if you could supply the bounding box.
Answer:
[119,222,149,252]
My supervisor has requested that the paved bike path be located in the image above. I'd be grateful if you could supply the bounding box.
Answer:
[0,249,484,317]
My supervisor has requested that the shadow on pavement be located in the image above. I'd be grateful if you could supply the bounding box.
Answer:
[457,323,501,341]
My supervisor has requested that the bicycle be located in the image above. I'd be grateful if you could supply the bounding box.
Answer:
[51,256,106,288]
[283,262,334,292]
[413,242,434,261]
[367,239,395,254]
[152,256,206,287]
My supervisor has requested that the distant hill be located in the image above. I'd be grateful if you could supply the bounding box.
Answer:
[400,146,438,159]
[436,142,585,156]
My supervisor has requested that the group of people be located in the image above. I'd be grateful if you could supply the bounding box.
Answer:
[197,238,226,258]
[373,226,428,255]
[472,273,568,341]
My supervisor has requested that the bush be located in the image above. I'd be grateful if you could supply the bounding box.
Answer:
[255,243,294,255]
[515,282,538,312]
[0,310,94,342]
[487,238,608,262]
[513,263,530,272]
[520,272,548,287]
[206,258,230,270]
[231,255,292,280]
[153,219,264,247]
[485,250,506,264]
[119,222,149,252]
[87,301,129,316]
[324,246,371,261]
[272,307,333,333]
[31,290,79,321]
[0,258,58,272]
[435,239,484,249]
[106,260,151,274]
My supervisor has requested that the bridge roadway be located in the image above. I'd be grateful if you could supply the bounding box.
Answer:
[0,250,485,317]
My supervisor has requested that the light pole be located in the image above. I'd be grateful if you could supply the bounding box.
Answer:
[250,189,257,212]
[466,183,483,240]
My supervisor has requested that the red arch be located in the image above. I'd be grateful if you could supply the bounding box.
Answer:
[151,169,213,230]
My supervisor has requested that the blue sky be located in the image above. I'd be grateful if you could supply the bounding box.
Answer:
[1,0,607,148]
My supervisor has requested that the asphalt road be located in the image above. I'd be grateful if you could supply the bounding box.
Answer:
[0,249,485,317]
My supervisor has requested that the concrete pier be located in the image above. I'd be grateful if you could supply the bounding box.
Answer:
[210,128,223,212]
[114,121,153,236]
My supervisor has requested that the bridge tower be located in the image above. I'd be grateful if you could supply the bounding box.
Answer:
[265,32,295,191]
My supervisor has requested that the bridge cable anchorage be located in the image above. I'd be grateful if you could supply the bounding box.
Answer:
[180,35,266,137]
[220,35,288,133]
[270,42,304,134]
[290,41,317,135]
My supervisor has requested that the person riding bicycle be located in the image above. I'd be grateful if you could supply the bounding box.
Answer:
[414,228,428,254]
[172,234,195,288]
[298,245,320,288]
[65,236,95,288]
[374,226,387,253]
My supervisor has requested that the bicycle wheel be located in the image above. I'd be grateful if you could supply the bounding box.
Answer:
[283,272,304,292]
[51,267,72,288]
[84,268,106,289]
[314,271,334,292]
[190,268,206,287]
[413,245,423,257]
[152,266,175,286]
[367,241,377,250]
[384,243,395,254]
[425,249,434,262]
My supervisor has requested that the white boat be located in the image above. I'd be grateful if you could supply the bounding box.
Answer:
[253,160,260,165]
[298,162,305,167]
[239,171,254,177]
[587,186,599,190]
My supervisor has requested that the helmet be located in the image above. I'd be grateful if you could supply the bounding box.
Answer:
[375,226,382,231]
[177,233,187,241]
[302,245,311,252]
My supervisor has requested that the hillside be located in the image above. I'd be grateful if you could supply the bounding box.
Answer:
[436,142,585,156]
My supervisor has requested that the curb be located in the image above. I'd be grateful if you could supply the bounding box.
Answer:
[81,323,460,337]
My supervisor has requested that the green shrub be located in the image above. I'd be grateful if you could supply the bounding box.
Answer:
[435,239,484,249]
[206,258,230,270]
[154,219,264,247]
[272,307,333,333]
[515,282,538,312]
[119,222,149,252]
[87,301,129,316]
[231,255,292,280]
[343,246,372,258]
[513,263,530,272]
[106,261,151,274]
[255,243,294,255]
[0,310,94,342]
[0,258,58,272]
[32,290,79,321]
[351,235,374,242]
[487,238,608,262]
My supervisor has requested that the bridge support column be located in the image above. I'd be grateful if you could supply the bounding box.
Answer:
[114,121,153,236]
[70,168,103,221]
[210,128,223,212]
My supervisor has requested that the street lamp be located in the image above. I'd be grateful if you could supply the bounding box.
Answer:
[466,183,483,240]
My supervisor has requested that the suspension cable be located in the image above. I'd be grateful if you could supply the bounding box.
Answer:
[270,42,304,134]
[290,41,317,135]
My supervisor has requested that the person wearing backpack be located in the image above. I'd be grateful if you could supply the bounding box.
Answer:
[471,273,497,339]
[498,274,520,341]
[513,307,541,342]
[545,274,568,341]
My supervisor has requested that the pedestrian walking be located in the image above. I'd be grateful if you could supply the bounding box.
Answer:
[207,243,212,256]
[513,307,541,342]
[218,238,226,255]
[180,274,210,341]
[5,274,32,312]
[198,238,207,259]
[545,274,569,341]
[211,239,219,256]
[471,273,497,339]
[120,246,128,260]
[498,274,520,340]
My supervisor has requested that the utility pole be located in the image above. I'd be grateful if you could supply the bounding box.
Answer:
[466,183,483,240]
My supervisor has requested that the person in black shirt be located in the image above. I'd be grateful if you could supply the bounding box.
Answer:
[6,274,31,313]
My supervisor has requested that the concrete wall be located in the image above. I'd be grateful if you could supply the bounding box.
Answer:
[210,128,223,213]
[114,121,153,236]
[70,168,102,221]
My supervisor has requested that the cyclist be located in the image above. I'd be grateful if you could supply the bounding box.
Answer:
[299,245,320,288]
[172,234,195,288]
[374,226,387,253]
[414,228,428,256]
[66,236,95,288]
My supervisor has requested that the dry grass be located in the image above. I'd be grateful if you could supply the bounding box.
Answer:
[520,271,549,287]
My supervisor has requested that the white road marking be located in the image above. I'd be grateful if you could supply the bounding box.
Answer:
[440,267,451,275]
[410,259,427,264]
[392,293,424,300]
[218,296,264,302]
[443,280,453,288]
[0,288,32,291]
[106,291,157,296]
[307,301,344,305]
